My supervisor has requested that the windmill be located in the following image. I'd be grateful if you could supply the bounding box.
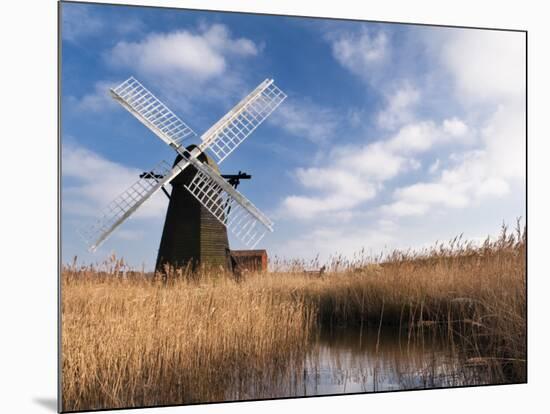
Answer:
[80,77,286,272]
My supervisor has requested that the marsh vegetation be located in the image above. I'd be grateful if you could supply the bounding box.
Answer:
[61,224,526,412]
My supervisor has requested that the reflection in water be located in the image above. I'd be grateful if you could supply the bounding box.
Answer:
[300,327,475,396]
[228,327,489,401]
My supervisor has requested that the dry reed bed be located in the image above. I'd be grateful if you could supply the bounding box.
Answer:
[269,225,526,382]
[62,274,316,411]
[61,225,525,411]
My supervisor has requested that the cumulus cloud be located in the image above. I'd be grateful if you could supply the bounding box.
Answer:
[270,27,525,264]
[277,65,468,221]
[383,109,523,218]
[332,142,406,181]
[286,27,480,222]
[69,24,261,117]
[382,30,525,219]
[397,182,469,208]
[442,30,525,105]
[383,151,513,218]
[382,201,429,217]
[329,28,389,82]
[281,166,377,219]
[282,193,373,220]
[69,80,119,113]
[272,221,397,263]
[280,115,469,220]
[386,121,440,153]
[376,83,420,130]
[440,30,526,187]
[443,117,469,137]
[106,24,258,82]
[98,23,262,114]
[480,102,526,180]
[270,99,340,144]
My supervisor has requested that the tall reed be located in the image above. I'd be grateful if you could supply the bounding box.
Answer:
[61,271,316,411]
[61,224,525,411]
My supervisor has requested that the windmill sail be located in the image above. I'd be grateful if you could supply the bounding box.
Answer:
[83,77,285,251]
[110,77,196,148]
[200,79,286,164]
[81,159,190,251]
[111,77,285,165]
[185,158,273,248]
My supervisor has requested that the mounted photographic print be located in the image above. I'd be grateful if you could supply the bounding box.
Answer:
[59,1,527,412]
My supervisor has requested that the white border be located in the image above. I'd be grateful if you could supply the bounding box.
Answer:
[1,1,547,413]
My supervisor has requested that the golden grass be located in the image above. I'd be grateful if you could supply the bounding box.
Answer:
[290,225,526,383]
[61,224,526,411]
[62,272,316,411]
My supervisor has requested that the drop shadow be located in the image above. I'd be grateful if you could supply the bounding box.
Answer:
[33,397,58,412]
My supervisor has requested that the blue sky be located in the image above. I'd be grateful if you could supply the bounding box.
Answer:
[61,2,526,269]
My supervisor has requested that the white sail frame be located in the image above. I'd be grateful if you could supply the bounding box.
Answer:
[199,79,286,163]
[83,77,285,251]
[110,77,196,148]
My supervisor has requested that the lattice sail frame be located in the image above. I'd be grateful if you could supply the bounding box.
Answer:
[200,79,286,164]
[80,160,174,251]
[185,157,274,248]
[110,77,196,148]
[83,77,285,251]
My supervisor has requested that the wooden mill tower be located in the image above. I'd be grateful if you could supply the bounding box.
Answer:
[155,146,231,273]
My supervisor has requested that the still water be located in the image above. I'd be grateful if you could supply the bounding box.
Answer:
[229,327,487,401]
[298,327,475,396]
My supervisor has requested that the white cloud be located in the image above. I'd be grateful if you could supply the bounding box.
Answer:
[99,23,262,115]
[383,150,513,218]
[270,99,339,144]
[382,201,429,217]
[273,221,396,263]
[381,30,526,220]
[395,182,470,209]
[384,109,522,218]
[475,177,510,197]
[296,167,370,196]
[70,80,119,113]
[386,118,471,153]
[333,142,406,181]
[329,28,389,82]
[277,32,479,223]
[279,142,401,220]
[377,83,420,130]
[442,30,525,104]
[282,193,371,220]
[269,27,525,263]
[386,121,440,153]
[281,167,377,219]
[107,24,258,83]
[437,31,525,204]
[443,117,469,137]
[481,103,526,180]
[63,144,168,220]
[280,115,471,221]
